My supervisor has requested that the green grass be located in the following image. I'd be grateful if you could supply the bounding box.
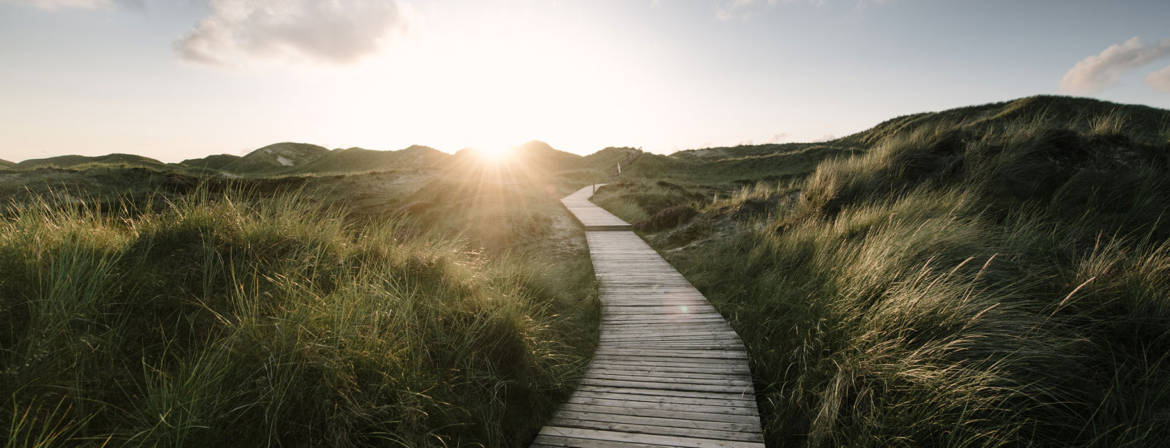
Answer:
[597,97,1170,447]
[0,186,598,447]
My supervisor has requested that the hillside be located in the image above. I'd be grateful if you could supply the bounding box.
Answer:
[178,153,241,171]
[840,94,1170,147]
[617,143,859,183]
[287,145,448,174]
[590,95,1170,447]
[217,142,329,174]
[176,143,451,176]
[446,140,583,173]
[628,95,1170,184]
[0,159,12,168]
[581,146,639,168]
[14,153,166,170]
[671,142,817,161]
[510,140,583,171]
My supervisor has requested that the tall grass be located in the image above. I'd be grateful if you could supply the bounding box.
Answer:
[607,106,1170,447]
[0,188,598,447]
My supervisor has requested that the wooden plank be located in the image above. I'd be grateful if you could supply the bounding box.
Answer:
[600,315,728,321]
[532,434,675,448]
[603,345,744,351]
[548,417,764,442]
[574,385,756,402]
[599,327,735,333]
[603,347,745,353]
[596,340,745,349]
[602,306,719,313]
[600,336,740,342]
[580,378,753,394]
[587,360,743,372]
[554,410,759,434]
[556,402,760,424]
[533,185,763,448]
[538,427,766,448]
[587,363,750,376]
[592,349,748,360]
[587,363,749,376]
[570,389,755,408]
[588,372,752,386]
[588,354,745,364]
[600,320,732,326]
[599,327,738,334]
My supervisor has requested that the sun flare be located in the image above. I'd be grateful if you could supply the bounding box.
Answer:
[473,145,515,162]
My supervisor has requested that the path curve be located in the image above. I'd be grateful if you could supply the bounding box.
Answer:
[532,185,765,448]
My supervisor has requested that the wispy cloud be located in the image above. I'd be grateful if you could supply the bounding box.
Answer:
[715,0,887,20]
[0,0,139,10]
[1147,66,1170,93]
[174,0,410,66]
[1061,37,1170,93]
[715,0,786,21]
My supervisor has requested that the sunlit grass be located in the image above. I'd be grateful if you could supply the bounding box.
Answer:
[597,103,1170,447]
[0,187,599,447]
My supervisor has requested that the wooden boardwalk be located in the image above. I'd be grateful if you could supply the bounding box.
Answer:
[532,185,765,448]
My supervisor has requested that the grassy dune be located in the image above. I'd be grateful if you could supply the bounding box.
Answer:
[6,94,1168,447]
[0,184,598,447]
[595,97,1170,446]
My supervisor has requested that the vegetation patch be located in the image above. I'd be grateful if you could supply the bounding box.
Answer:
[606,96,1170,447]
[635,205,698,232]
[0,187,598,447]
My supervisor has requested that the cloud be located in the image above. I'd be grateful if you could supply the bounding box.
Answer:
[714,0,888,21]
[175,0,409,66]
[1147,66,1170,93]
[1060,37,1170,94]
[0,0,140,10]
[1,0,106,9]
[715,0,778,21]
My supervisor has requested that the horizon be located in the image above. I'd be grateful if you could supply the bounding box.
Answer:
[2,93,1164,165]
[3,0,1170,163]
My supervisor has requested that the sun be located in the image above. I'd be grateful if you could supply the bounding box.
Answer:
[473,144,515,162]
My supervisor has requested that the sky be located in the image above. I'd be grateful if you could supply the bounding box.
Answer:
[1,0,1169,163]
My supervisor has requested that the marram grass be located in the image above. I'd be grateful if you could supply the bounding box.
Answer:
[597,104,1170,447]
[0,189,597,447]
